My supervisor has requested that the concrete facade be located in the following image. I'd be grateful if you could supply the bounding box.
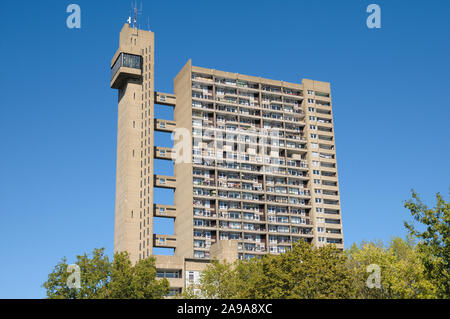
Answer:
[111,24,343,295]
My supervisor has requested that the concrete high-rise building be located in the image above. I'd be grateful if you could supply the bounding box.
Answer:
[111,24,343,295]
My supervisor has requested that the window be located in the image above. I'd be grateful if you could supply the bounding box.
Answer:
[194,251,206,258]
[280,226,290,233]
[325,218,341,225]
[157,270,181,278]
[230,232,241,240]
[310,134,317,139]
[327,238,342,244]
[193,219,204,226]
[111,53,142,78]
[219,202,227,209]
[315,91,330,98]
[229,212,240,219]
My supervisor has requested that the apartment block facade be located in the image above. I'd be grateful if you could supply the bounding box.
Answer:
[111,24,343,294]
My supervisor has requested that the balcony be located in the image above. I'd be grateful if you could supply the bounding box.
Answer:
[316,99,331,106]
[192,73,213,83]
[194,209,217,218]
[192,92,213,101]
[283,89,303,97]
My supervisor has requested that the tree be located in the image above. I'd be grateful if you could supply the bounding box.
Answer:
[232,258,265,299]
[404,190,449,298]
[347,237,438,298]
[106,251,169,299]
[43,248,169,299]
[187,241,355,299]
[181,258,264,299]
[43,248,111,299]
[251,242,354,298]
[182,259,239,299]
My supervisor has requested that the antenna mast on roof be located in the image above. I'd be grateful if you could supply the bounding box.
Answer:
[130,0,142,29]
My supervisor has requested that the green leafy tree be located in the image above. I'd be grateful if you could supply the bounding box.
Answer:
[105,251,169,298]
[251,242,354,298]
[43,248,111,299]
[404,190,449,298]
[347,237,438,298]
[181,285,200,299]
[182,259,239,299]
[233,258,265,299]
[188,241,354,299]
[43,248,169,299]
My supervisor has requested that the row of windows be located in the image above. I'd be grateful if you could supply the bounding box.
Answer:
[137,46,153,259]
[192,74,330,100]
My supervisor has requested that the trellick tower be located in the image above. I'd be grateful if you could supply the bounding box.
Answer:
[111,23,344,292]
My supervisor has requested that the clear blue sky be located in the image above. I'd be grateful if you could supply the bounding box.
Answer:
[0,0,448,298]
